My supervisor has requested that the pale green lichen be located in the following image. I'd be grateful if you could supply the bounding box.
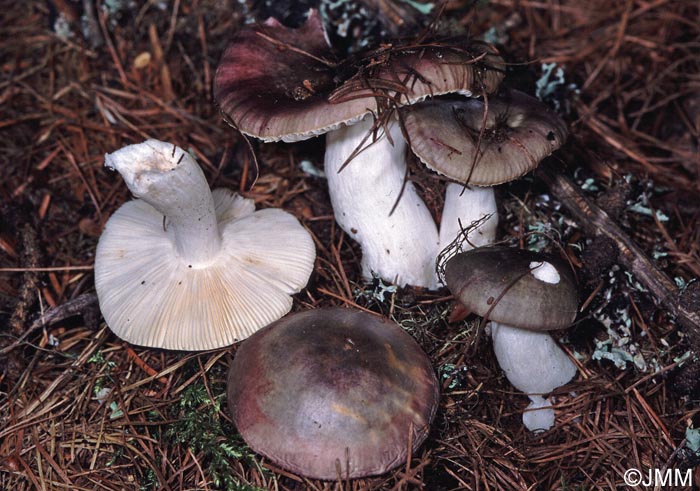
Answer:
[591,305,661,373]
[685,426,700,454]
[402,0,434,15]
[627,202,670,222]
[354,273,397,303]
[580,178,599,192]
[109,401,124,420]
[439,363,468,390]
[674,351,692,364]
[300,159,326,178]
[481,27,499,45]
[53,13,74,39]
[652,249,668,259]
[535,63,580,114]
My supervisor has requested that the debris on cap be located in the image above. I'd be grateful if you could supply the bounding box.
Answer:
[214,9,505,142]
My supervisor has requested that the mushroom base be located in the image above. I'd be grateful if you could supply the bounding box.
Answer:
[490,321,577,431]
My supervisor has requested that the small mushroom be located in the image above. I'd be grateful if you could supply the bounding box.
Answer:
[94,139,315,350]
[227,307,439,479]
[214,10,505,288]
[444,246,578,431]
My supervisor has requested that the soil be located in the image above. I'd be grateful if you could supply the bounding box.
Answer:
[1,1,699,490]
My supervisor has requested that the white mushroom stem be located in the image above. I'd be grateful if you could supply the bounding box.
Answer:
[324,116,439,288]
[438,183,498,253]
[105,140,221,267]
[490,321,577,432]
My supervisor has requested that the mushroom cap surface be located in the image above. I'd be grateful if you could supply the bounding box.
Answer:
[444,246,578,330]
[402,89,568,185]
[227,307,439,479]
[214,10,505,142]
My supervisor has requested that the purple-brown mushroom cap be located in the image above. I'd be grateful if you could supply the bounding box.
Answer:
[227,307,439,479]
[444,246,578,330]
[403,89,568,185]
[214,10,505,142]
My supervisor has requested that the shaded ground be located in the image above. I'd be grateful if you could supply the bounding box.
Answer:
[1,1,699,490]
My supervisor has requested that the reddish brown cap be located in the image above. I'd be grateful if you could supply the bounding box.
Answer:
[214,10,505,142]
[227,307,439,479]
[402,89,568,185]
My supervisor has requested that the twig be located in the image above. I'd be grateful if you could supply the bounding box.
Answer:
[10,224,41,335]
[0,265,94,272]
[29,293,99,331]
[536,159,700,344]
[125,346,169,385]
[81,0,103,48]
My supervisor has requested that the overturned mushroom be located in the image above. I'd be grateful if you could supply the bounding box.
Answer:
[227,307,439,479]
[214,9,505,288]
[94,139,315,350]
[444,246,578,431]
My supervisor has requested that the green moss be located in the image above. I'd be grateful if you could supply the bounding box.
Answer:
[167,382,266,491]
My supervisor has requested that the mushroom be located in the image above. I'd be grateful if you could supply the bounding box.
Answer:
[94,139,315,350]
[444,246,578,431]
[214,9,506,288]
[227,307,439,479]
[401,89,568,254]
